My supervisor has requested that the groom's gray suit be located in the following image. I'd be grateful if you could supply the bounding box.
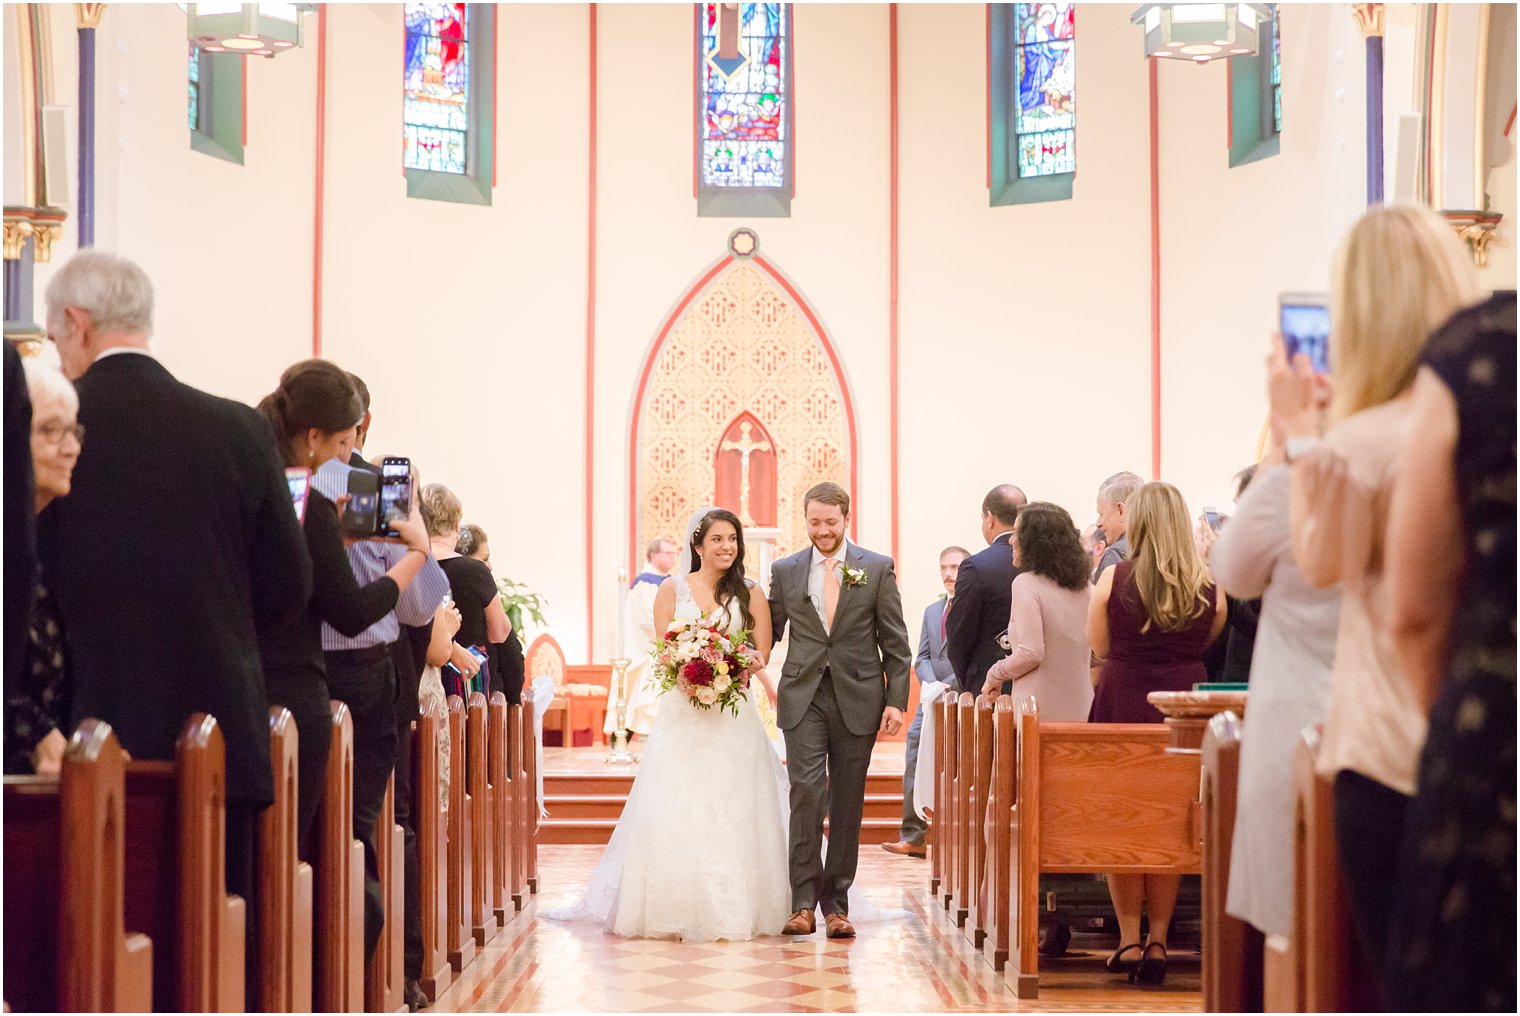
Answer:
[769,540,912,917]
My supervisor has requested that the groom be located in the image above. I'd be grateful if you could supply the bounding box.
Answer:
[769,482,912,938]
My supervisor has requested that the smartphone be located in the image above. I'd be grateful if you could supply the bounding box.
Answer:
[341,467,380,537]
[1202,506,1224,533]
[285,467,312,524]
[379,456,413,538]
[1279,293,1331,374]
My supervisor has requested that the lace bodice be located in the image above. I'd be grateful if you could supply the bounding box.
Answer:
[672,574,745,637]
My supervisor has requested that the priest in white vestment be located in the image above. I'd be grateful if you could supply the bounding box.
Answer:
[606,537,679,738]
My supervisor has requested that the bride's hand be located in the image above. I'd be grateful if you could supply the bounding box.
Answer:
[748,667,778,704]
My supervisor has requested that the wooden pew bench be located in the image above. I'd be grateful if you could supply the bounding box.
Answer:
[258,707,313,1013]
[446,696,476,974]
[3,719,153,1012]
[1199,710,1264,1012]
[413,698,453,1003]
[314,701,365,1012]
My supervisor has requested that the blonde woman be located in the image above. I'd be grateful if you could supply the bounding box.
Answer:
[1270,203,1479,1000]
[1088,481,1227,986]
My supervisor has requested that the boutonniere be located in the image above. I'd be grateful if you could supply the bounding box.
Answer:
[841,564,868,588]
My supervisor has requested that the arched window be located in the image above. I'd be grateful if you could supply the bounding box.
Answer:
[404,2,496,204]
[696,3,793,217]
[990,3,1076,205]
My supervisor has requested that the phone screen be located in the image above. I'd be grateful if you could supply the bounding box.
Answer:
[1204,509,1223,533]
[1280,295,1331,374]
[380,457,412,536]
[342,468,380,536]
[285,467,312,524]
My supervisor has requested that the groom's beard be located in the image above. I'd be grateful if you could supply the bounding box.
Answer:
[810,534,843,556]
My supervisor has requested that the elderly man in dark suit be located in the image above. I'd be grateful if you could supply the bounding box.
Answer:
[882,545,969,858]
[946,484,1026,694]
[40,251,310,1000]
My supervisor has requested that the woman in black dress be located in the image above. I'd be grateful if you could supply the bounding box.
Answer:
[422,485,510,698]
[257,360,432,859]
[1383,293,1516,1012]
[457,522,525,704]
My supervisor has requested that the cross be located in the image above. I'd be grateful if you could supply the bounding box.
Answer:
[710,3,748,79]
[720,421,772,527]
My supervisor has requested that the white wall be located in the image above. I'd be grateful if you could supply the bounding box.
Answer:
[6,2,1514,661]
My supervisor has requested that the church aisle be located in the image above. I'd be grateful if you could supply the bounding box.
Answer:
[428,846,1202,1013]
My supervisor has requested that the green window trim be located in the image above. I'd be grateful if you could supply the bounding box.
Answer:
[1228,6,1280,168]
[988,3,1074,207]
[405,3,495,206]
[190,50,244,166]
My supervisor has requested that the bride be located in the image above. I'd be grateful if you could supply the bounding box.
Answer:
[546,506,881,941]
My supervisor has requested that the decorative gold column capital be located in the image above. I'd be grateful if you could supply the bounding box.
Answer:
[1444,211,1503,269]
[2,217,35,261]
[31,220,63,263]
[75,3,106,30]
[1351,3,1385,37]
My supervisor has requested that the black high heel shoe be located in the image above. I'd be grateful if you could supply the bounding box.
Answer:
[1105,943,1142,974]
[1130,941,1167,986]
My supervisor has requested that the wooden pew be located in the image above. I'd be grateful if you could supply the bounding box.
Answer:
[488,692,512,925]
[507,700,529,911]
[314,701,365,1013]
[258,708,313,1013]
[966,694,996,949]
[1005,698,1201,999]
[466,692,500,948]
[936,693,959,912]
[445,696,476,973]
[121,714,246,1012]
[365,774,405,1013]
[952,692,975,927]
[412,698,452,1003]
[981,696,1015,972]
[521,685,540,895]
[3,719,153,1012]
[1200,711,1263,1012]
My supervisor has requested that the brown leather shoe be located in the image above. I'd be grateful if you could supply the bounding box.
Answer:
[880,840,927,858]
[824,912,856,939]
[781,909,816,936]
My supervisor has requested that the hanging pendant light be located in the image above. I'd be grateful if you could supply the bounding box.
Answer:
[1131,4,1272,63]
[186,3,314,58]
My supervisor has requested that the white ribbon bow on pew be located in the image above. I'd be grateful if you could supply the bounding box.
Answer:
[913,681,953,822]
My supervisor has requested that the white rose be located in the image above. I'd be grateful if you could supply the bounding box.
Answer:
[714,675,732,693]
[696,686,719,706]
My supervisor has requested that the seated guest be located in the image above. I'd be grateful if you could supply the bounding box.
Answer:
[1274,204,1479,999]
[1383,292,1515,1012]
[1089,481,1226,986]
[947,485,1026,694]
[423,484,511,698]
[882,544,968,859]
[40,251,312,1005]
[257,359,432,861]
[1093,471,1143,580]
[457,522,525,706]
[984,502,1093,721]
[4,357,82,775]
[3,341,37,732]
[1210,449,1342,943]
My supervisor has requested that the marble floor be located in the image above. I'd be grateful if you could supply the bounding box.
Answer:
[427,845,1202,1013]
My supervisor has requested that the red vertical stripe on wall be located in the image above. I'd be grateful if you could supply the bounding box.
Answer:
[1148,58,1161,480]
[888,4,901,565]
[585,3,599,658]
[313,5,327,358]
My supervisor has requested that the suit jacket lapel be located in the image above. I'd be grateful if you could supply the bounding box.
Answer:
[833,543,865,628]
[791,551,826,639]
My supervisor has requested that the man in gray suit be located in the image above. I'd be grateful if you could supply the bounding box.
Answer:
[769,482,912,938]
[882,545,970,858]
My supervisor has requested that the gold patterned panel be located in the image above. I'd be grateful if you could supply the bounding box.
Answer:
[636,260,851,565]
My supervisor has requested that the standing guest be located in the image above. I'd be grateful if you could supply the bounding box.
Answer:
[4,357,81,775]
[1198,465,1264,684]
[984,503,1093,719]
[256,360,431,864]
[40,251,311,1006]
[610,536,680,739]
[1383,292,1515,1012]
[1089,481,1226,986]
[1210,453,1342,943]
[882,544,968,858]
[946,485,1026,694]
[456,522,516,702]
[423,484,511,699]
[1093,471,1144,580]
[1080,524,1107,575]
[3,341,37,726]
[1275,204,1479,999]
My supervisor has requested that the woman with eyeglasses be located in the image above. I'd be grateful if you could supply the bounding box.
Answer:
[4,357,84,775]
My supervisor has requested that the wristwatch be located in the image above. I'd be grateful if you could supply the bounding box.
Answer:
[1284,435,1319,463]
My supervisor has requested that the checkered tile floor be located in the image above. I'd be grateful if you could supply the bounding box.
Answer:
[428,846,1201,1012]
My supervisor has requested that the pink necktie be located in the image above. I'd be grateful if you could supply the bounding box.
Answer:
[823,559,841,630]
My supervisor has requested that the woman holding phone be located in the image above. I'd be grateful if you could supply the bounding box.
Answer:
[257,359,432,860]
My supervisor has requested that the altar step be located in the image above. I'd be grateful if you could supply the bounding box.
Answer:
[539,770,907,846]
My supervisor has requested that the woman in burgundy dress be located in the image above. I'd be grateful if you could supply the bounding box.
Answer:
[1088,481,1226,986]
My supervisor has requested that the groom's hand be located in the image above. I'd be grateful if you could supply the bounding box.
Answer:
[880,706,905,736]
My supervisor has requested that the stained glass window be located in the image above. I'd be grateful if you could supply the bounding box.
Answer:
[699,3,788,190]
[1013,3,1075,179]
[1270,7,1281,135]
[404,3,470,176]
[188,43,201,132]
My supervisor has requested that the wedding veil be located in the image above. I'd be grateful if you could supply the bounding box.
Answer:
[677,505,723,577]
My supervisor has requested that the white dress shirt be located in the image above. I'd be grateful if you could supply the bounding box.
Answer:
[807,538,852,631]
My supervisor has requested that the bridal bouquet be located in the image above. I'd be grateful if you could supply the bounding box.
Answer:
[651,615,757,716]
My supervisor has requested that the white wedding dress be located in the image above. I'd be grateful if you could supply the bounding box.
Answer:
[545,573,888,941]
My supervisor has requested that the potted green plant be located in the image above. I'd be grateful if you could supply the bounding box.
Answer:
[496,577,548,641]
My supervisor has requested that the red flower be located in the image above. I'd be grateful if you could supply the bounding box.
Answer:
[683,659,715,686]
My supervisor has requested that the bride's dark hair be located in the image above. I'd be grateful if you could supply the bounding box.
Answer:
[689,508,755,631]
